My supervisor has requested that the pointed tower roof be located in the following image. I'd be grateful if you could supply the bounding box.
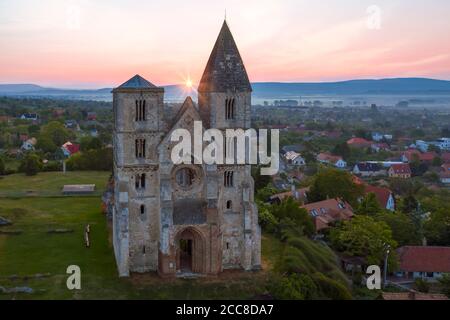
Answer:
[198,21,252,93]
[118,74,157,89]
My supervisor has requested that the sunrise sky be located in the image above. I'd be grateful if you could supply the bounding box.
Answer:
[1,0,450,88]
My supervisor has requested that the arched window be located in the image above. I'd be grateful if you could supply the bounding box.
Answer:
[140,204,145,215]
[135,173,146,190]
[135,139,146,158]
[141,173,146,189]
[224,171,234,187]
[176,168,195,187]
[225,98,235,120]
[226,200,232,210]
[135,99,147,122]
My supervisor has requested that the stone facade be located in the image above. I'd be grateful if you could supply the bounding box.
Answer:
[112,21,261,277]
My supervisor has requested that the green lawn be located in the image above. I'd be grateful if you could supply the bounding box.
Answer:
[0,171,277,299]
[0,171,111,197]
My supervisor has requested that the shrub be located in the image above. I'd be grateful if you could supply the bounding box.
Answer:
[311,272,352,300]
[269,273,318,300]
[19,153,42,176]
[414,278,430,293]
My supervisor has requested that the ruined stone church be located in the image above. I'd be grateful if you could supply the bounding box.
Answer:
[112,21,261,277]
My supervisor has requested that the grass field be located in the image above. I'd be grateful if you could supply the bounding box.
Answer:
[0,171,111,197]
[0,171,276,300]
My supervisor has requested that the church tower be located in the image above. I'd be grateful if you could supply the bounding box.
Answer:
[112,75,165,276]
[112,21,261,277]
[198,21,252,130]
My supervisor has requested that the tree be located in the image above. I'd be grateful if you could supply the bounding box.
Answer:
[400,195,419,214]
[269,273,318,300]
[27,124,40,136]
[330,215,397,267]
[438,274,450,298]
[0,157,5,175]
[332,142,351,160]
[40,121,70,147]
[432,157,443,167]
[36,134,57,153]
[19,153,42,176]
[66,148,112,171]
[428,144,441,155]
[375,211,421,246]
[256,184,277,202]
[271,197,315,238]
[80,136,103,152]
[414,278,430,293]
[356,193,381,215]
[307,168,364,207]
[424,209,450,246]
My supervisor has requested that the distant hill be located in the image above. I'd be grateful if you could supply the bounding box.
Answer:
[1,78,450,101]
[251,78,450,97]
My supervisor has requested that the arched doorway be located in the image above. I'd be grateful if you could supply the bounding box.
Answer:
[175,227,205,274]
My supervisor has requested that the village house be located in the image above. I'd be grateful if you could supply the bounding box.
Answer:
[316,152,347,168]
[353,175,395,211]
[363,185,395,211]
[52,109,65,118]
[20,113,39,121]
[347,137,372,149]
[353,162,386,177]
[269,186,310,205]
[388,163,412,179]
[381,291,448,300]
[415,138,450,152]
[284,151,306,166]
[440,163,450,184]
[61,141,80,157]
[86,112,97,121]
[64,119,79,129]
[395,246,450,281]
[0,115,12,124]
[371,142,390,153]
[372,132,393,142]
[401,149,437,164]
[441,152,450,163]
[302,198,354,232]
[19,133,29,142]
[21,137,37,151]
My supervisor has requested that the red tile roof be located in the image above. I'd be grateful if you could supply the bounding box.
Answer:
[403,150,438,162]
[66,143,80,155]
[270,187,309,203]
[397,246,450,273]
[382,292,448,300]
[390,163,411,175]
[442,153,450,163]
[440,163,450,179]
[347,138,372,147]
[364,185,393,209]
[302,198,354,231]
[317,152,343,164]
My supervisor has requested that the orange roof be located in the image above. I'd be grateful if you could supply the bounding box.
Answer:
[390,163,411,174]
[270,187,310,203]
[364,185,393,208]
[302,198,354,231]
[397,246,450,273]
[317,152,343,164]
[403,150,437,162]
[442,153,450,163]
[382,292,448,300]
[347,138,372,146]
